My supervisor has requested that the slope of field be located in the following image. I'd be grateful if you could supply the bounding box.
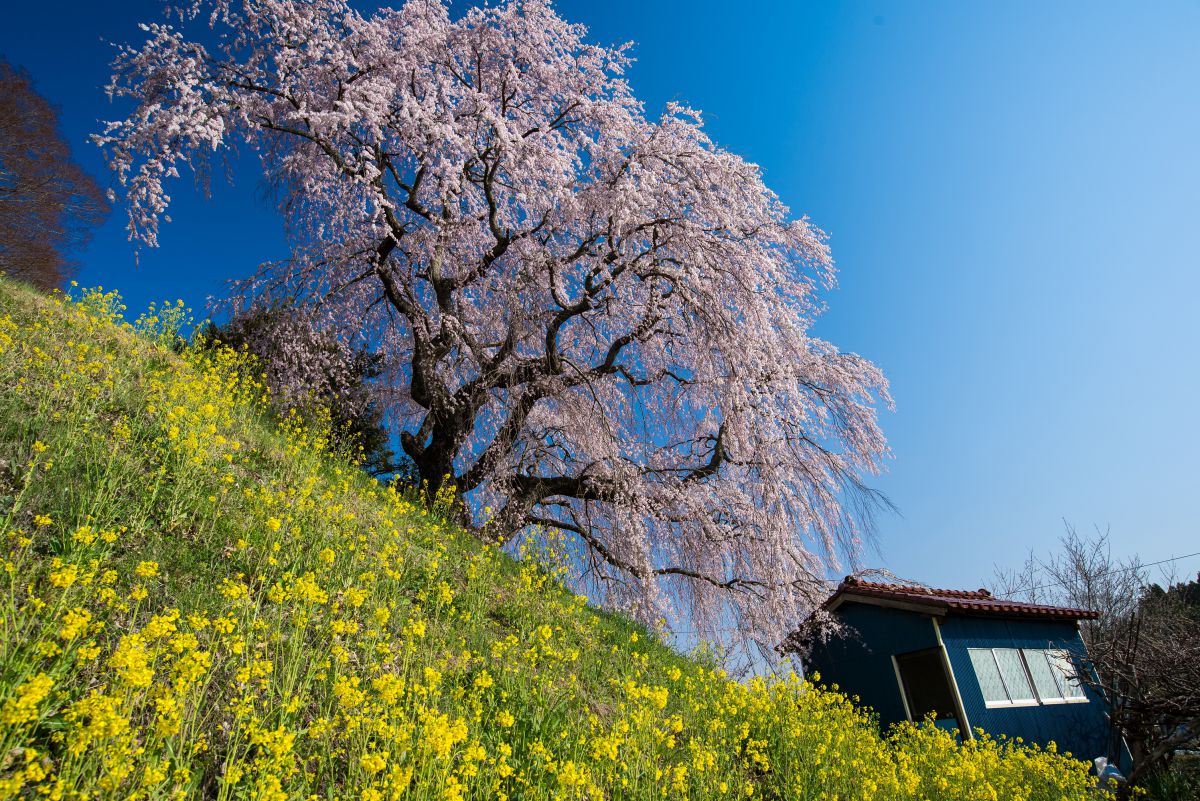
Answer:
[0,279,1103,800]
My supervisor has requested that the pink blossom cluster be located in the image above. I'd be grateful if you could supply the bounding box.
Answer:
[98,0,891,658]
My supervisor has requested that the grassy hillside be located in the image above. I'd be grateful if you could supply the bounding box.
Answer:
[0,278,1105,800]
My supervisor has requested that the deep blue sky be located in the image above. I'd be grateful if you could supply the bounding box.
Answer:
[3,1,1198,591]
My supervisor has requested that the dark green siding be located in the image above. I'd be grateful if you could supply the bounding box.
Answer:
[805,603,939,727]
[939,616,1116,762]
[806,602,1123,766]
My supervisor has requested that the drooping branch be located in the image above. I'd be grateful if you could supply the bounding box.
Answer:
[98,0,892,658]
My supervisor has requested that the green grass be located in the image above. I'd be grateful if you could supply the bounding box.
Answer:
[0,277,1106,800]
[1143,756,1200,801]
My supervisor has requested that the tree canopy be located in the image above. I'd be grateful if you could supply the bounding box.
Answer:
[0,59,109,291]
[97,0,891,656]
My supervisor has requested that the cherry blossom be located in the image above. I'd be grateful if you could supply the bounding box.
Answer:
[97,0,892,658]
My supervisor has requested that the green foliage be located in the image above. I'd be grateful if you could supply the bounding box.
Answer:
[0,278,1107,800]
[196,305,405,480]
[133,299,194,352]
[1143,756,1200,801]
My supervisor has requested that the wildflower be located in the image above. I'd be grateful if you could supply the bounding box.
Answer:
[109,634,155,688]
[59,606,92,640]
[33,514,52,527]
[1,673,53,725]
[558,761,589,789]
[71,526,97,545]
[36,641,62,658]
[436,581,454,604]
[371,673,405,705]
[49,561,78,588]
[332,676,365,709]
[360,752,386,775]
[142,760,169,787]
[154,696,182,737]
[220,578,250,601]
[135,560,159,578]
[421,710,467,759]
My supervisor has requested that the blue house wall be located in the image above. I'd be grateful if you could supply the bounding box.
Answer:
[806,602,1120,764]
[805,603,940,728]
[938,616,1114,762]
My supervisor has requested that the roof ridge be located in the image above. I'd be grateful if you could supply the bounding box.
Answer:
[830,576,1099,620]
[844,578,992,599]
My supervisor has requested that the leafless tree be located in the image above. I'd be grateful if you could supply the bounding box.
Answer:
[993,524,1200,788]
[0,59,109,290]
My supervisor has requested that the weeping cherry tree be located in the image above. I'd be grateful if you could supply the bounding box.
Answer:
[97,0,892,658]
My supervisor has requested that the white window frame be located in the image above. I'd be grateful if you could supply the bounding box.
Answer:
[1020,648,1072,706]
[967,647,1014,707]
[1045,648,1089,703]
[982,648,1038,708]
[969,647,1090,709]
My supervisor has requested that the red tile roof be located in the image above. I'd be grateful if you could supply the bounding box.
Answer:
[826,577,1100,621]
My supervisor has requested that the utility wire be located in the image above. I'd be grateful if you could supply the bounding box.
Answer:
[998,549,1200,599]
[666,550,1200,633]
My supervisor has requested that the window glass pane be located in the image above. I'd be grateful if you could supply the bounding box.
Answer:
[1021,649,1063,701]
[968,648,1009,704]
[1048,650,1087,699]
[994,648,1036,702]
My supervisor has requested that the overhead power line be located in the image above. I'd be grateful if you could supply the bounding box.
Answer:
[999,549,1200,599]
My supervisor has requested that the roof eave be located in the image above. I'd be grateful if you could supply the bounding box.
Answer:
[829,592,947,617]
[829,594,1102,623]
[948,607,1100,623]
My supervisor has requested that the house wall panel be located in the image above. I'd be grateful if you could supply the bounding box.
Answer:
[805,603,940,729]
[937,616,1114,762]
[806,602,1123,766]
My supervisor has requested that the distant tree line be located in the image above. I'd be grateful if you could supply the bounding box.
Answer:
[0,59,108,290]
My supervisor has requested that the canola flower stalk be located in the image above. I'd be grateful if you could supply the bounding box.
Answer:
[0,280,1110,800]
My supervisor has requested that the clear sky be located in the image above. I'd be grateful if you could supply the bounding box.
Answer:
[2,0,1197,591]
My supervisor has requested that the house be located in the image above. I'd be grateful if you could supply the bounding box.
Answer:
[800,577,1120,764]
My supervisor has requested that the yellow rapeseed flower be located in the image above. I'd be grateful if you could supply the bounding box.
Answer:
[0,674,53,725]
